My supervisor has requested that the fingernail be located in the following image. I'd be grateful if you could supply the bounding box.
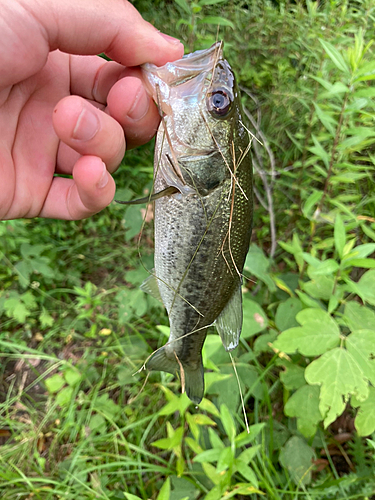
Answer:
[158,32,182,46]
[73,103,100,141]
[97,162,109,189]
[128,84,150,121]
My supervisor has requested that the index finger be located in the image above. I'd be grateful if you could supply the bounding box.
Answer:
[2,0,184,87]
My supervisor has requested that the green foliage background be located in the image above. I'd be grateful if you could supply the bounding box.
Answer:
[1,1,375,499]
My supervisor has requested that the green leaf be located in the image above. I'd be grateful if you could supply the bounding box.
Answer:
[279,436,315,485]
[313,102,336,135]
[308,135,329,169]
[216,446,234,473]
[275,298,303,331]
[185,437,202,455]
[319,39,350,74]
[156,477,171,500]
[199,0,228,5]
[124,205,144,241]
[334,213,346,259]
[203,485,223,500]
[305,348,369,427]
[198,398,220,417]
[242,298,268,338]
[159,393,191,416]
[354,60,375,81]
[116,288,148,323]
[303,276,335,301]
[343,301,375,331]
[124,494,143,500]
[356,269,375,305]
[208,428,225,449]
[193,448,222,463]
[346,330,375,385]
[153,427,184,450]
[201,462,221,485]
[344,243,375,260]
[56,386,74,407]
[192,414,217,426]
[285,385,322,438]
[94,394,120,419]
[186,412,200,442]
[302,190,323,219]
[89,414,106,434]
[63,368,81,387]
[174,0,191,15]
[14,260,32,288]
[278,360,306,391]
[273,308,340,356]
[39,307,54,328]
[306,258,339,276]
[235,423,265,448]
[45,374,65,394]
[353,387,375,436]
[343,258,375,268]
[4,297,30,323]
[207,364,262,410]
[253,330,278,355]
[198,16,234,28]
[244,244,276,292]
[237,445,261,464]
[220,404,236,443]
[234,460,258,488]
[295,290,323,309]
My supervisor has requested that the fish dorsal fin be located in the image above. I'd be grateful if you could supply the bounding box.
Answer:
[140,273,163,303]
[215,285,243,352]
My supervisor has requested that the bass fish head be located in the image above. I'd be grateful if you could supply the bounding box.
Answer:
[142,42,246,195]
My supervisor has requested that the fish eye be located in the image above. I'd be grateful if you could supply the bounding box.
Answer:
[207,90,232,118]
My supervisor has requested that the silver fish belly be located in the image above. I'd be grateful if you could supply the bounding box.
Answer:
[141,42,253,403]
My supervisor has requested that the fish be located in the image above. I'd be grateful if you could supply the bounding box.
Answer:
[133,42,253,404]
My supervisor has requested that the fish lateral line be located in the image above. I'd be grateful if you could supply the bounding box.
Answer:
[115,186,180,205]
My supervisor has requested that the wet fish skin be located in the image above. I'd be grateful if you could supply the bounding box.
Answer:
[141,43,253,403]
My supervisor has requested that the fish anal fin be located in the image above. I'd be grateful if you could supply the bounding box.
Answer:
[215,285,243,352]
[140,273,163,303]
[147,347,178,375]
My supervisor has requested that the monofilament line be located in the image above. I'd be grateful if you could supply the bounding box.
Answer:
[229,352,249,434]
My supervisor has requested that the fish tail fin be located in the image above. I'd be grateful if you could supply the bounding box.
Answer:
[183,359,204,404]
[147,349,204,404]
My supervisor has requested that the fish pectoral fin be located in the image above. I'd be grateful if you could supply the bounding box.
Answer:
[215,285,243,352]
[140,273,163,303]
[115,186,179,205]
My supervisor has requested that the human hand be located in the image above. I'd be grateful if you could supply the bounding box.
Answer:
[0,0,184,220]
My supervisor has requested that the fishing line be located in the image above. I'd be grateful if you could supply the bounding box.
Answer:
[229,351,250,434]
[200,110,249,201]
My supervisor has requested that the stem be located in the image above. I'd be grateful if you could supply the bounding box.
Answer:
[318,90,349,212]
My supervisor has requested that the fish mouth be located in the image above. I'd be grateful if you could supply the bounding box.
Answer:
[142,42,224,92]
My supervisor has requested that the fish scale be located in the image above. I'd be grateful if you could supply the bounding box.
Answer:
[140,42,253,403]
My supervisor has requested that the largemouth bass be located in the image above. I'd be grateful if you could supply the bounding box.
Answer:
[140,42,253,404]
